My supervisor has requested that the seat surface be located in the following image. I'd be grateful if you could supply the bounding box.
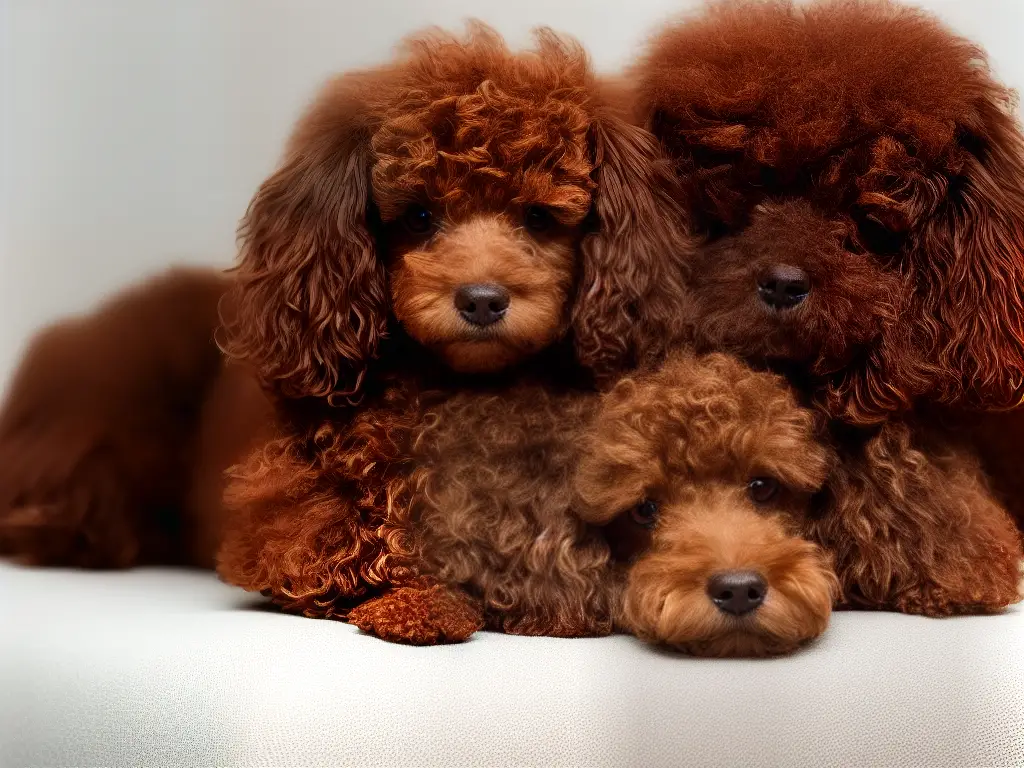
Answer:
[1,562,1022,768]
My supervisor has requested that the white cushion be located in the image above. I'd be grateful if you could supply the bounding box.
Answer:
[1,561,1022,768]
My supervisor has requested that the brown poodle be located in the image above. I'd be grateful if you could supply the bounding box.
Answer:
[634,0,1024,422]
[351,351,1020,654]
[0,26,692,615]
[631,0,1024,612]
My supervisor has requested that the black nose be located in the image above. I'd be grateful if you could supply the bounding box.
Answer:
[455,284,510,327]
[707,571,768,616]
[757,265,810,310]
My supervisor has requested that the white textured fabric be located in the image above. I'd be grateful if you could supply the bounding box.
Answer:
[1,562,1022,768]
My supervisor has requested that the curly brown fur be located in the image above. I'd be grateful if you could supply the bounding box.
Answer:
[0,23,693,577]
[408,388,615,638]
[634,0,1024,424]
[216,382,422,617]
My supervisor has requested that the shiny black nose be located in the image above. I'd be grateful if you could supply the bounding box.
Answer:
[757,265,810,310]
[455,284,510,327]
[707,571,768,616]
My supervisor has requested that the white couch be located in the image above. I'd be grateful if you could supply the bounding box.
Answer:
[2,561,1022,767]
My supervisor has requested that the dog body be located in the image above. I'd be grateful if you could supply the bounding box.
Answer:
[635,0,1024,614]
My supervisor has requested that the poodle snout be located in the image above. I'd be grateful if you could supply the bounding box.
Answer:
[454,283,510,327]
[757,264,810,310]
[706,570,767,616]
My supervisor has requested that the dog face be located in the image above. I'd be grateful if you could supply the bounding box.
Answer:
[575,353,837,657]
[388,215,576,374]
[371,70,594,374]
[636,0,1024,424]
[222,24,693,404]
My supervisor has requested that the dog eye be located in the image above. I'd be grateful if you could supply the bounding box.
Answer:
[854,213,905,257]
[629,499,659,529]
[747,477,780,505]
[402,204,433,235]
[524,205,553,233]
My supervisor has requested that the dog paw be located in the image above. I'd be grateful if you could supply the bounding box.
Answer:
[0,499,138,568]
[347,583,484,645]
[893,579,1021,617]
[499,613,614,638]
[0,450,141,567]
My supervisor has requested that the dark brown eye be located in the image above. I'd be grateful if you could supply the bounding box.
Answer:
[524,205,552,233]
[854,213,905,256]
[629,499,659,529]
[747,477,780,505]
[402,204,433,234]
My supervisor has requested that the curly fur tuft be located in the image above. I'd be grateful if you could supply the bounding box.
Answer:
[812,422,1024,615]
[217,384,422,618]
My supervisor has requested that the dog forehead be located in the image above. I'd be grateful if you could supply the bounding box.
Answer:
[644,2,991,175]
[369,81,596,221]
[655,404,778,477]
[628,356,823,479]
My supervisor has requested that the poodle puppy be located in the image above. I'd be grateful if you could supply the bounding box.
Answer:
[222,23,690,409]
[630,0,1024,610]
[574,352,842,656]
[351,352,1020,652]
[351,352,840,655]
[0,25,692,619]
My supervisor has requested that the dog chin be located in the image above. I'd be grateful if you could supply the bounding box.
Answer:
[671,629,806,658]
[630,589,822,658]
[438,338,531,373]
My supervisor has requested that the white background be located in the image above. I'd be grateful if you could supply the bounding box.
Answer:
[2,0,1023,387]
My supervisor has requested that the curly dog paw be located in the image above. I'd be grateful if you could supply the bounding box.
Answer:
[347,582,484,645]
[894,576,1022,617]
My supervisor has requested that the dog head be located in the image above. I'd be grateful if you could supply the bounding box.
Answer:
[636,0,1024,424]
[574,352,837,657]
[221,23,693,406]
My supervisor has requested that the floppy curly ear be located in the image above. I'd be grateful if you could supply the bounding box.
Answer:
[571,378,650,524]
[824,96,1024,424]
[918,96,1024,410]
[220,74,388,406]
[572,109,695,385]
